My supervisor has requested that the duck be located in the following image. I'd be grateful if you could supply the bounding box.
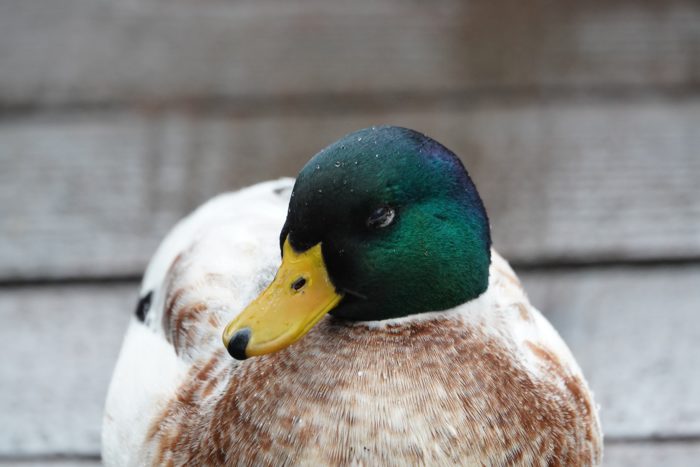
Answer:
[102,126,603,466]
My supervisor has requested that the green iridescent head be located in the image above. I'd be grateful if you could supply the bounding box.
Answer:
[281,126,491,321]
[224,126,493,358]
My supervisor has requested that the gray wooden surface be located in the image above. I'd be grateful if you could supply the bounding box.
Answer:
[1,0,699,105]
[2,0,698,465]
[4,99,700,280]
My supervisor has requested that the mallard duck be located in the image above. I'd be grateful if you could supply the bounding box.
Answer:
[103,126,602,466]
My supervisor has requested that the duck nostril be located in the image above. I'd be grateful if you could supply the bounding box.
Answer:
[227,328,251,360]
[291,277,307,291]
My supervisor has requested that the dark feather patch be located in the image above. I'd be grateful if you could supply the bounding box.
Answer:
[135,291,153,322]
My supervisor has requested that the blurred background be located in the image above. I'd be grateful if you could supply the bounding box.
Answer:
[1,0,699,465]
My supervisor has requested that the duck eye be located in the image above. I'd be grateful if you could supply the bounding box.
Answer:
[366,206,395,229]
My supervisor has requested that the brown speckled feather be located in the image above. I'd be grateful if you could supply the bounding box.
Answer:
[148,250,602,466]
[103,181,602,466]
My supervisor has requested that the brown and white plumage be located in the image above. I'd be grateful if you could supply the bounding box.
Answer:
[103,177,602,466]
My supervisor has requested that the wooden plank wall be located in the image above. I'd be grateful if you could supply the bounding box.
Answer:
[2,1,699,465]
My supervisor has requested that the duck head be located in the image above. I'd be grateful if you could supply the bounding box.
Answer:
[223,126,491,359]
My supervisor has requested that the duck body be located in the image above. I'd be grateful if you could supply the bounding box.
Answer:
[103,128,602,466]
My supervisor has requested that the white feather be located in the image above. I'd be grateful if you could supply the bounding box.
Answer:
[102,177,601,466]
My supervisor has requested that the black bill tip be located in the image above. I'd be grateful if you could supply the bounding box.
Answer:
[226,327,251,360]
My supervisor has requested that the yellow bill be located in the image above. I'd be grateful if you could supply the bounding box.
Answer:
[222,238,343,359]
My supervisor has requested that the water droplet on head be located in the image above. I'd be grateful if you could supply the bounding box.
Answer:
[334,161,341,167]
[315,164,320,170]
[375,153,379,158]
[357,137,363,141]
[318,189,323,193]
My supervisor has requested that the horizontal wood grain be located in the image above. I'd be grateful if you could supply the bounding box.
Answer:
[603,441,700,466]
[0,0,699,106]
[3,99,700,279]
[521,265,700,439]
[0,285,133,456]
[0,459,100,466]
[2,265,699,455]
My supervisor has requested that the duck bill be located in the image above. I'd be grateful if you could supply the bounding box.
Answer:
[222,238,343,360]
